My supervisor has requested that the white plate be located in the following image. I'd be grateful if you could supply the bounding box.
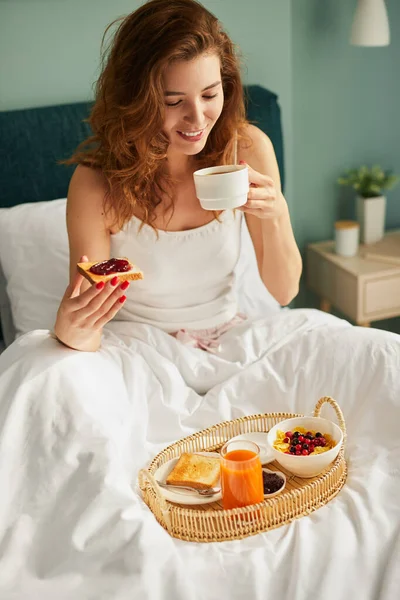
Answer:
[154,452,222,506]
[227,432,275,464]
[262,467,286,498]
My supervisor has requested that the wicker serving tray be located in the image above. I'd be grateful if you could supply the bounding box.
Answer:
[138,397,347,542]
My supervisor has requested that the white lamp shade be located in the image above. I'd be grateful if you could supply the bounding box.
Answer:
[350,0,390,47]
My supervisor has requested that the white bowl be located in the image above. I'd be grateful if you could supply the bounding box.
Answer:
[267,416,344,478]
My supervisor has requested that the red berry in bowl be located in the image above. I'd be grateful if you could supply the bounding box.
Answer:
[302,449,309,455]
[298,436,305,442]
[285,431,293,438]
[283,437,290,443]
[296,450,301,455]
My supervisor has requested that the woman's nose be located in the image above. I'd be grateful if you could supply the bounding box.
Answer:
[183,100,203,125]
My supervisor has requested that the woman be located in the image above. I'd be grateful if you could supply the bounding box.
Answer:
[54,0,302,352]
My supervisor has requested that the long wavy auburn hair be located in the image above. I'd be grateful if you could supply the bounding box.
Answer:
[65,0,249,230]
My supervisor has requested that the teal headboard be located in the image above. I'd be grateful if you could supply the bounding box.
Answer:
[0,85,285,208]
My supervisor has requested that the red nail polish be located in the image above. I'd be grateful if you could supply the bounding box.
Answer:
[120,280,129,291]
[96,281,105,290]
[119,295,127,303]
[111,276,118,286]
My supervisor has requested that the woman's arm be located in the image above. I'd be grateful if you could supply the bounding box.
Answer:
[66,165,111,286]
[54,166,128,351]
[238,125,302,306]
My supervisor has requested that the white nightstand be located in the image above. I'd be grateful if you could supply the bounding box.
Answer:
[307,233,400,327]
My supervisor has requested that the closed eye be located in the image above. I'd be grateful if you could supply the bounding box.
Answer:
[166,93,218,107]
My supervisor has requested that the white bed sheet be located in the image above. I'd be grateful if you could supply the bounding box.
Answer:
[0,308,399,600]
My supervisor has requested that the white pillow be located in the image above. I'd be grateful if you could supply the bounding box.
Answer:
[0,199,69,339]
[0,199,280,343]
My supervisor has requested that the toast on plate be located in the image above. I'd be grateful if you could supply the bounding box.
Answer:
[166,453,220,490]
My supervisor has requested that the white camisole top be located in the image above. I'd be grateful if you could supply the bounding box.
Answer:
[110,210,243,333]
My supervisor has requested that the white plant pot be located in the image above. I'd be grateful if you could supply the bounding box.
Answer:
[356,195,386,244]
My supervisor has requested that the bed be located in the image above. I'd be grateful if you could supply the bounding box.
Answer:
[0,88,399,600]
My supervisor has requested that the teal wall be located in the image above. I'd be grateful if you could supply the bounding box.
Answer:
[292,0,400,253]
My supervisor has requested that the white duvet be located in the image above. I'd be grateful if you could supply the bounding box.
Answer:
[0,308,399,600]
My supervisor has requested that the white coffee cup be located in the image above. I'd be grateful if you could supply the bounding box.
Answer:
[193,164,249,210]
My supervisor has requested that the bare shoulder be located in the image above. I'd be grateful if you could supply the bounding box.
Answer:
[68,165,108,207]
[67,165,111,226]
[239,124,274,160]
[238,124,281,189]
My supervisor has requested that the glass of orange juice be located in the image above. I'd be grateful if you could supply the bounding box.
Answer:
[220,440,264,509]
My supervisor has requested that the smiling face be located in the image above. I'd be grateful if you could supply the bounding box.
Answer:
[162,53,224,158]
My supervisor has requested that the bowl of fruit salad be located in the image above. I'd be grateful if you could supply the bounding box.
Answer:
[266,416,343,478]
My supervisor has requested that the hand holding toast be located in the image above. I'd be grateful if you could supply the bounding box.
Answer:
[54,256,129,352]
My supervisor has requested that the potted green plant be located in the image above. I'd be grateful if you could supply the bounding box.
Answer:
[338,165,399,244]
